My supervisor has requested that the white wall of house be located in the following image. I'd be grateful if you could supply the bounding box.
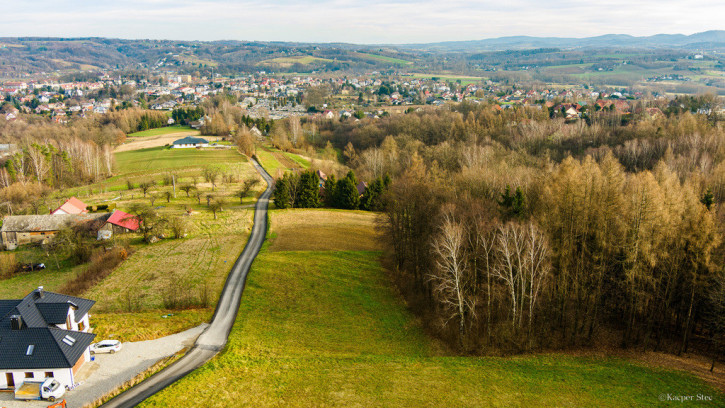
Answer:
[1,368,73,389]
[173,143,208,149]
[78,313,90,332]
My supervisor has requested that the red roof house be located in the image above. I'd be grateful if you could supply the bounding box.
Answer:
[51,197,88,215]
[105,210,139,231]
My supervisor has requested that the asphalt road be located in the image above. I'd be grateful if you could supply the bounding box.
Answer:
[100,158,274,408]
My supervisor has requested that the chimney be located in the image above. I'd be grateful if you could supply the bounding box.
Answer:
[10,315,22,330]
[37,286,44,298]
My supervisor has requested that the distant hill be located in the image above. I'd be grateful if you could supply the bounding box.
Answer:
[0,32,723,79]
[402,30,725,51]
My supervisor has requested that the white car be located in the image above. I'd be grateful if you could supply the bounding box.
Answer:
[90,340,122,354]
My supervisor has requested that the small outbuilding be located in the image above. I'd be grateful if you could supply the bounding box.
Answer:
[51,197,88,215]
[97,210,140,240]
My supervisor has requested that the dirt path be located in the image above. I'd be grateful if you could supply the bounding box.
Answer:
[115,132,201,152]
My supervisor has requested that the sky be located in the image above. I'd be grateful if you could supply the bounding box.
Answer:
[2,0,724,44]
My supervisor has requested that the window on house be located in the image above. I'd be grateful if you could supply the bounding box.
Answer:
[79,321,85,331]
[25,372,33,378]
[44,371,53,378]
[62,335,76,346]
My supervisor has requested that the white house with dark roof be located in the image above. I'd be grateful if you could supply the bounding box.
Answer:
[172,136,209,148]
[0,287,95,391]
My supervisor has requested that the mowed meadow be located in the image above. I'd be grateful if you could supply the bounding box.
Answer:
[139,209,724,407]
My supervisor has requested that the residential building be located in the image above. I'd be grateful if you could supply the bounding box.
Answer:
[0,287,96,391]
[172,136,209,149]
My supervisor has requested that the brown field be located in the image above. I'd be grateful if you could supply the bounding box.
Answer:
[269,209,382,252]
[115,132,202,152]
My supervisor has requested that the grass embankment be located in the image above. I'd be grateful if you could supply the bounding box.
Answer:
[92,309,213,342]
[126,125,197,138]
[255,145,311,178]
[141,209,723,407]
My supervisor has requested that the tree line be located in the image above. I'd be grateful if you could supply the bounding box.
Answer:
[380,138,723,366]
[273,169,390,211]
[272,101,725,366]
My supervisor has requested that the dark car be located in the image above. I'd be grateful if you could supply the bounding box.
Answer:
[20,263,46,272]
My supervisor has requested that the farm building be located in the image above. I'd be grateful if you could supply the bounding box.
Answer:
[0,286,96,391]
[51,197,88,215]
[0,213,111,250]
[172,136,209,149]
[97,210,139,240]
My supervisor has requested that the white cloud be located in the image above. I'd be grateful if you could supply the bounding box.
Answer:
[1,0,723,43]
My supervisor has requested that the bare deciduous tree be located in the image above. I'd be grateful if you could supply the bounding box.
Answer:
[430,208,476,342]
[492,221,550,338]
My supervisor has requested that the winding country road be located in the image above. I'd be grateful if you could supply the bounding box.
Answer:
[100,158,274,408]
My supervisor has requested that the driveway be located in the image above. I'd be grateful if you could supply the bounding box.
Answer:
[0,324,207,408]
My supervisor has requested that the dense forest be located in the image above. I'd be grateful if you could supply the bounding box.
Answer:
[267,97,725,364]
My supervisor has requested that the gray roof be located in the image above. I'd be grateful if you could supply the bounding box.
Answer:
[0,288,96,369]
[0,300,20,320]
[36,303,71,325]
[1,213,111,233]
[172,136,209,145]
[0,327,95,369]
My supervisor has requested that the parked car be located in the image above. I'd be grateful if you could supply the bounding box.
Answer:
[20,263,46,272]
[90,339,122,354]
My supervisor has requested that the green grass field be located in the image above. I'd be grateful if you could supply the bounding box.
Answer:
[115,146,245,175]
[0,246,87,299]
[407,73,487,86]
[260,56,333,66]
[126,125,197,138]
[140,210,723,407]
[354,52,412,65]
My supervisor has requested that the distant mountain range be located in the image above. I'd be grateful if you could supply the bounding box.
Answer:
[402,30,725,51]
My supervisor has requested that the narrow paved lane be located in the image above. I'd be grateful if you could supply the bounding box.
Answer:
[100,158,274,408]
